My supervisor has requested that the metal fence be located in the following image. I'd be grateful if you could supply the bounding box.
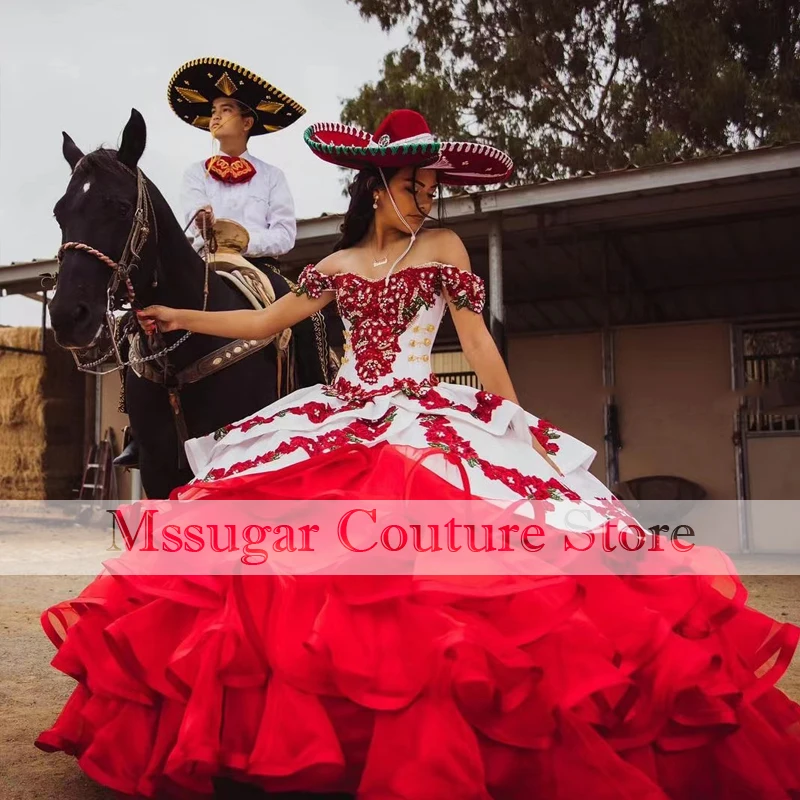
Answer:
[743,335,800,433]
[437,370,481,389]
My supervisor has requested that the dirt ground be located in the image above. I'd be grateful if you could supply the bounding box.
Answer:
[1,574,799,800]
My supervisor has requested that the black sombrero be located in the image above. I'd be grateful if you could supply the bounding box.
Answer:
[168,57,306,136]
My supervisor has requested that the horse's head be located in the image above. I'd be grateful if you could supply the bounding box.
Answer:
[49,109,150,349]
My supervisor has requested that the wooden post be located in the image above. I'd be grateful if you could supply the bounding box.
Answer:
[601,237,620,490]
[40,290,47,354]
[83,373,96,468]
[602,329,619,489]
[487,214,506,361]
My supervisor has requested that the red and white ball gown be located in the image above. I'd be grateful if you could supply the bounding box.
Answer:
[37,263,800,799]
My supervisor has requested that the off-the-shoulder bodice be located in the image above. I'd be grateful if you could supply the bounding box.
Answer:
[294,262,485,397]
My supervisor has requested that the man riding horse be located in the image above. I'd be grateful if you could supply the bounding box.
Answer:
[116,57,334,467]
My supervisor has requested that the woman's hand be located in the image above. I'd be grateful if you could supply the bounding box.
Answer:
[137,306,183,335]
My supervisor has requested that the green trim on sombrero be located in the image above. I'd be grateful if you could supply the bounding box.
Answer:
[168,57,306,136]
[303,122,441,169]
[304,111,514,184]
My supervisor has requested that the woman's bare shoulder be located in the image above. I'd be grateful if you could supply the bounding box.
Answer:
[419,227,471,271]
[313,250,360,277]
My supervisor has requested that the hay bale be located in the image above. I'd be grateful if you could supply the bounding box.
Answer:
[0,375,46,427]
[0,326,86,500]
[0,326,42,351]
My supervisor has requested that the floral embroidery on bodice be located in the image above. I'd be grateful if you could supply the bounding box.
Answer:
[295,263,485,396]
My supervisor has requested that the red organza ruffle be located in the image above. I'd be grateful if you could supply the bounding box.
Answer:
[36,444,800,799]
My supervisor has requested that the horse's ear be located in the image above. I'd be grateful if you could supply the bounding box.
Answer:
[118,108,147,170]
[62,132,84,172]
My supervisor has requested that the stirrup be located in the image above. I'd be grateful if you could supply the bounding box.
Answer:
[113,438,140,468]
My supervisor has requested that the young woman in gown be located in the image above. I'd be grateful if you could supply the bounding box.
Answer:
[36,110,800,800]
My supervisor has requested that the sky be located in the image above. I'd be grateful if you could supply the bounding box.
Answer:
[0,0,407,324]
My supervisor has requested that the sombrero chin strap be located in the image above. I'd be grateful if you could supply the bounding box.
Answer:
[206,116,236,175]
[379,167,425,286]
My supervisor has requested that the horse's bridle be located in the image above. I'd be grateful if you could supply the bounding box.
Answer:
[55,164,206,375]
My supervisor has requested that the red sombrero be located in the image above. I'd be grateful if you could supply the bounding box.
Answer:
[304,109,513,185]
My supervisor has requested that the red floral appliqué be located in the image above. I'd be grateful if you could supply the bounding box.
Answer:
[293,264,334,300]
[214,400,353,441]
[418,414,579,502]
[324,375,441,404]
[417,389,503,424]
[203,408,398,482]
[530,418,562,455]
[212,380,505,444]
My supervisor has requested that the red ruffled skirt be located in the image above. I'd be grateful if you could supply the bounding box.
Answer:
[36,443,800,799]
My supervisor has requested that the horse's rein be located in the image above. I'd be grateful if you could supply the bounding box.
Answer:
[56,165,215,374]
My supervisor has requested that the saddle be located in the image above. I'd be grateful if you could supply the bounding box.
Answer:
[210,219,292,353]
[126,219,292,397]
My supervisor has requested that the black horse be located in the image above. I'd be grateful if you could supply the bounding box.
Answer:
[48,109,333,500]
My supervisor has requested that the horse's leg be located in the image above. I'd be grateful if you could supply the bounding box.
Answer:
[125,372,193,499]
[137,446,193,500]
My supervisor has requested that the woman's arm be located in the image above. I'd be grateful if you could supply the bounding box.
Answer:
[437,231,563,475]
[457,321,520,405]
[436,230,519,402]
[137,284,333,341]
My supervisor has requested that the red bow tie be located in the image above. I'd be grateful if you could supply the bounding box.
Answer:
[205,155,257,185]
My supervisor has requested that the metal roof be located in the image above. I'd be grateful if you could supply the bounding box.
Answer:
[0,259,56,295]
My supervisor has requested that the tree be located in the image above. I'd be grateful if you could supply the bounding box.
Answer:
[342,0,800,184]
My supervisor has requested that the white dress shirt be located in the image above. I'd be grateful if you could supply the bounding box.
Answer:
[180,150,297,258]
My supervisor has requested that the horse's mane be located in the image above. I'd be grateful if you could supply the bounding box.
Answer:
[77,148,135,179]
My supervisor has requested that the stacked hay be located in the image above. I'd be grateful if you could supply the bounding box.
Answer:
[0,327,86,499]
[0,327,46,499]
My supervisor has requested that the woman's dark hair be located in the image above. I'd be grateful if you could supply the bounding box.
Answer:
[333,165,445,252]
